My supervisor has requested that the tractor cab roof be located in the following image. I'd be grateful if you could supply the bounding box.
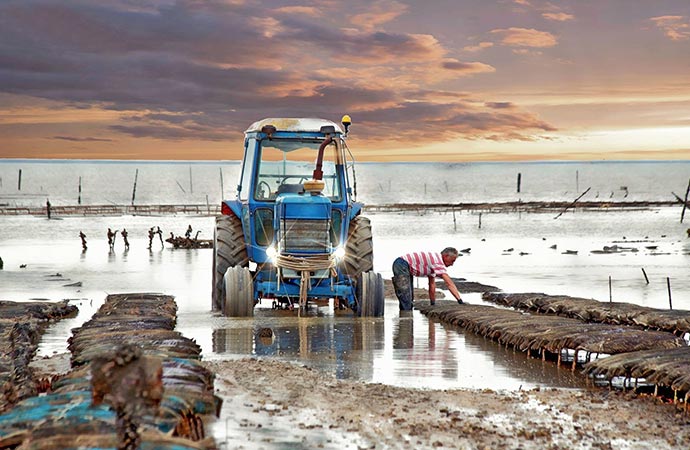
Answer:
[245,118,343,135]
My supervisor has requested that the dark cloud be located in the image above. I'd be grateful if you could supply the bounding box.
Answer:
[51,136,114,142]
[352,101,556,143]
[0,0,553,149]
[485,102,515,109]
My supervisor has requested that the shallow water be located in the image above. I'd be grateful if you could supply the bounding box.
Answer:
[2,208,688,392]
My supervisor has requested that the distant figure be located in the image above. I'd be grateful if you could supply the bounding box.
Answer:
[79,231,87,251]
[185,225,193,239]
[107,228,116,249]
[156,226,164,247]
[687,228,690,238]
[0,256,4,270]
[121,228,129,250]
[169,232,175,241]
[147,227,155,249]
[46,199,51,219]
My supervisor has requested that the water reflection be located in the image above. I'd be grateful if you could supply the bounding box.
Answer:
[212,305,386,380]
[209,301,587,390]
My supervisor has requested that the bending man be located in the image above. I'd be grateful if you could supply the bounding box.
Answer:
[392,247,463,311]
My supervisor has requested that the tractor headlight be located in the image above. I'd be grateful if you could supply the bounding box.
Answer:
[333,246,346,260]
[266,246,277,260]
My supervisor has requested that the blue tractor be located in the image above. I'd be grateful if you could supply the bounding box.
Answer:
[213,117,384,317]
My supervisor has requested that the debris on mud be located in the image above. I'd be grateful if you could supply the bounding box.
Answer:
[165,235,213,249]
[0,300,77,413]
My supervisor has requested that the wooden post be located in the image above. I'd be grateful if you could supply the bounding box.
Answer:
[667,277,672,310]
[17,169,22,191]
[517,173,521,193]
[681,178,690,223]
[452,209,457,231]
[219,168,224,200]
[78,176,82,205]
[641,268,649,284]
[189,166,193,194]
[576,170,579,193]
[554,187,591,219]
[131,169,138,206]
[478,212,482,229]
[206,194,210,215]
[609,276,612,303]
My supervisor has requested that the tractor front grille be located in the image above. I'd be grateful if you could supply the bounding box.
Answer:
[281,219,330,253]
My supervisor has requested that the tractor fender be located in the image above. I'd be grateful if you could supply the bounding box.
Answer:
[221,200,251,257]
[348,202,364,222]
[222,200,244,219]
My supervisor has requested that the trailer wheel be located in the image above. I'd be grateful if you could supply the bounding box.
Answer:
[223,266,255,317]
[341,216,373,278]
[213,215,249,311]
[357,271,384,317]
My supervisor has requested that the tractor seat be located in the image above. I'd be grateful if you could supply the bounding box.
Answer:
[276,183,304,195]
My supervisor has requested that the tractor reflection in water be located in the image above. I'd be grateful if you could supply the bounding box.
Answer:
[212,313,385,380]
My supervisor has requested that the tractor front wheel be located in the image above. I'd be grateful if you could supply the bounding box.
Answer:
[213,214,249,311]
[223,266,255,317]
[357,271,384,317]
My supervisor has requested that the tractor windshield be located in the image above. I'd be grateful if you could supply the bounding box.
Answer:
[254,139,341,201]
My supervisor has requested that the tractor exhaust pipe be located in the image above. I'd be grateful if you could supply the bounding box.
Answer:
[312,136,332,181]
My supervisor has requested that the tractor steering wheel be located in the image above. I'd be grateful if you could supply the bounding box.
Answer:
[257,180,272,200]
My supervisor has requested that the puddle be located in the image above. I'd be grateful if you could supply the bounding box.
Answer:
[204,294,587,391]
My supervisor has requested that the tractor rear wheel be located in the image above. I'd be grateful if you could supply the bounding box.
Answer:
[213,214,249,311]
[357,271,384,317]
[341,216,373,278]
[223,266,255,317]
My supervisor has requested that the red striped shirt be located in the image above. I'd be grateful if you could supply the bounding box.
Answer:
[401,252,447,277]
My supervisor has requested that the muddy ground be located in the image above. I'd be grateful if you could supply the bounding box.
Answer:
[204,358,690,450]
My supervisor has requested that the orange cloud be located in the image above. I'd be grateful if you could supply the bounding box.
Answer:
[463,42,494,52]
[512,48,543,56]
[491,27,558,47]
[349,0,408,31]
[650,15,690,41]
[275,6,322,16]
[542,12,574,22]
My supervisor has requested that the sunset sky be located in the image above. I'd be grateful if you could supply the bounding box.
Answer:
[1,0,689,162]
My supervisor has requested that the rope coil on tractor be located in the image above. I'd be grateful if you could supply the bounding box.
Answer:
[274,253,338,310]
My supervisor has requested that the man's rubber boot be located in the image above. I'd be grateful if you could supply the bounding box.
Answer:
[392,274,413,311]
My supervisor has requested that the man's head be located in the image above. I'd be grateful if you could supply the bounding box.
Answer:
[441,247,459,266]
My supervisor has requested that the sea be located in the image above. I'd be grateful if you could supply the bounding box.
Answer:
[0,159,689,396]
[1,159,689,207]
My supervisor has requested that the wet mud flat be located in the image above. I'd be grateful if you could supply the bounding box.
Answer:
[206,357,690,449]
[0,300,77,413]
[0,294,219,450]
